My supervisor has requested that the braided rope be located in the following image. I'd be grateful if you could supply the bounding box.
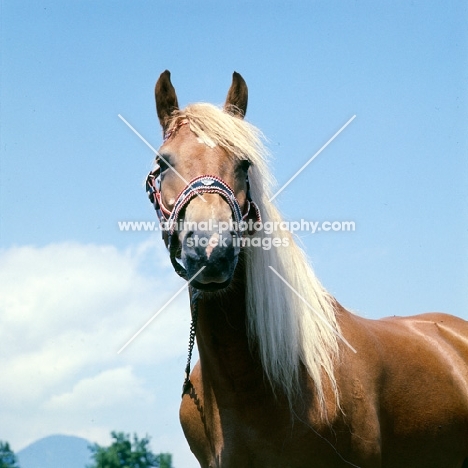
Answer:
[182,288,201,397]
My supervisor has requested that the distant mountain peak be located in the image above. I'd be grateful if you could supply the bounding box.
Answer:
[17,434,93,468]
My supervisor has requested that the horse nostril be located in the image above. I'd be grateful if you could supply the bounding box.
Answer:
[183,231,201,254]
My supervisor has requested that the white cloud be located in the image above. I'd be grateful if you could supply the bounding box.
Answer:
[0,241,199,467]
[44,366,154,410]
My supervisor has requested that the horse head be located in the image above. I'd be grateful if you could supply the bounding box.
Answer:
[151,70,257,291]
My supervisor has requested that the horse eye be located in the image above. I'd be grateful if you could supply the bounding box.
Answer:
[157,155,170,172]
[240,160,251,172]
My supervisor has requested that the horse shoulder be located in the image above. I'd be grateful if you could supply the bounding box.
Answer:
[334,311,386,464]
[339,310,468,467]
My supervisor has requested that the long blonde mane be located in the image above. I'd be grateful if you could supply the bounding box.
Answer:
[167,103,342,411]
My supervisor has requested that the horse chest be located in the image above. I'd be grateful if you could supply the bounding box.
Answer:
[180,370,377,468]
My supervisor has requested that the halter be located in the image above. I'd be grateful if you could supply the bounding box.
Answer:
[145,157,261,280]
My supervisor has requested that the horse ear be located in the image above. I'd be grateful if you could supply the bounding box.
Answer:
[224,72,248,119]
[155,70,179,132]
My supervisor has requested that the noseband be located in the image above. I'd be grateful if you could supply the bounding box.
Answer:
[146,158,261,280]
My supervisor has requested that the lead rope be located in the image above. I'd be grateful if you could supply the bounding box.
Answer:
[182,287,201,397]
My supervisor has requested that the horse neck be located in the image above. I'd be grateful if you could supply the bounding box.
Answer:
[192,257,265,396]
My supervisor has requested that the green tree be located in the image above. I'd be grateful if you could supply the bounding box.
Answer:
[157,453,172,468]
[0,441,20,468]
[87,432,172,468]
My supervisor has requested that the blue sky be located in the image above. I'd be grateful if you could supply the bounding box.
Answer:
[1,1,467,466]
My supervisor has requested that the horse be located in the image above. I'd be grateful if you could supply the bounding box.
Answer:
[147,70,468,467]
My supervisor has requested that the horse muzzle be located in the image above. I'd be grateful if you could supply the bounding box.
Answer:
[181,229,240,291]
